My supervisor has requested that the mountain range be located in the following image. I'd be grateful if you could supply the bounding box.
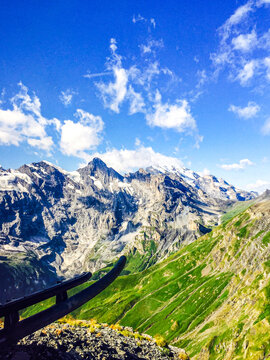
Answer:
[23,194,270,359]
[0,158,257,302]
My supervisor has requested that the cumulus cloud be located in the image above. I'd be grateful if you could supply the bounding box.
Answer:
[245,179,270,193]
[60,109,104,157]
[84,146,183,174]
[237,60,258,84]
[0,83,54,151]
[146,92,197,133]
[232,30,257,52]
[219,158,254,170]
[229,101,260,118]
[261,118,270,135]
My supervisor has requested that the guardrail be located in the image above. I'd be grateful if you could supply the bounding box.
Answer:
[0,255,126,346]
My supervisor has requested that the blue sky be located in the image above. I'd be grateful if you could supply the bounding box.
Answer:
[0,0,270,192]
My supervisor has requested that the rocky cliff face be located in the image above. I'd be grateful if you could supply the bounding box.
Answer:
[0,159,257,301]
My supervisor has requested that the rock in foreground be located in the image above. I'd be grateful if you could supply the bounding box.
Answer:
[1,322,189,360]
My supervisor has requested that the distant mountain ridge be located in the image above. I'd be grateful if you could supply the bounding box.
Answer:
[0,158,258,301]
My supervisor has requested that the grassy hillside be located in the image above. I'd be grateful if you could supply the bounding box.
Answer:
[23,200,270,359]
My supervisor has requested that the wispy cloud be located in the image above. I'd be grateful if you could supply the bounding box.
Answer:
[132,14,146,24]
[97,67,128,113]
[83,71,112,79]
[91,38,200,146]
[229,101,260,118]
[132,14,156,28]
[127,86,145,114]
[59,89,76,106]
[95,39,146,114]
[219,158,254,170]
[261,118,270,134]
[211,1,270,87]
[139,39,164,55]
[218,2,254,42]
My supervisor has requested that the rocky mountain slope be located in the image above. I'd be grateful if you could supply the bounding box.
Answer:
[26,196,270,359]
[0,159,256,302]
[1,321,189,360]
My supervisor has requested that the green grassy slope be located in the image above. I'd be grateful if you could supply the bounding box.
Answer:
[23,200,270,359]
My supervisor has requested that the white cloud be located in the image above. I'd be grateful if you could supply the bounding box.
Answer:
[94,39,181,123]
[264,57,270,80]
[229,101,260,118]
[84,146,183,174]
[257,0,270,6]
[212,1,270,86]
[226,2,254,26]
[139,39,164,55]
[27,137,53,151]
[146,94,197,133]
[132,14,146,24]
[219,158,254,170]
[232,30,257,52]
[198,168,211,176]
[261,118,270,135]
[150,18,156,28]
[127,86,145,114]
[135,137,141,146]
[96,39,146,114]
[220,2,254,41]
[132,14,156,28]
[245,179,270,193]
[97,67,128,113]
[0,83,53,151]
[196,70,208,88]
[237,60,258,84]
[83,71,111,79]
[59,89,76,106]
[131,62,161,89]
[60,109,104,157]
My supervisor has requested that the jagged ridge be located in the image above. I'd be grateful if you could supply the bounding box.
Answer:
[0,159,257,302]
